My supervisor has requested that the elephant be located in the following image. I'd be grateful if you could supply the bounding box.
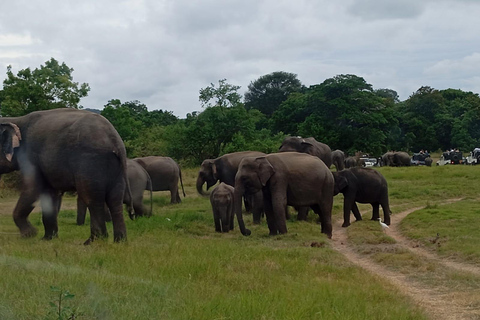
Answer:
[196,151,266,223]
[210,182,235,233]
[278,136,332,168]
[331,149,345,171]
[0,109,129,244]
[234,152,334,238]
[279,137,333,220]
[333,167,391,228]
[344,156,358,168]
[382,151,411,167]
[133,156,185,203]
[76,159,153,225]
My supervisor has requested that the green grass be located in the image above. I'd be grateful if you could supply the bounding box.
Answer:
[3,165,480,319]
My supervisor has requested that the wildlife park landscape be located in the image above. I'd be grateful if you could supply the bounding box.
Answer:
[1,60,480,319]
[0,161,480,320]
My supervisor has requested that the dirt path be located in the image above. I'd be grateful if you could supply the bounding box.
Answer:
[330,199,480,320]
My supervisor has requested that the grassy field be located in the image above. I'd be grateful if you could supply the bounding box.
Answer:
[0,163,479,319]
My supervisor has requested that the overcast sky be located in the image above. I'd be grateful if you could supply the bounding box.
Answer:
[1,0,479,117]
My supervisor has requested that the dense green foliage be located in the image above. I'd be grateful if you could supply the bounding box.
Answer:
[0,58,89,116]
[2,60,480,164]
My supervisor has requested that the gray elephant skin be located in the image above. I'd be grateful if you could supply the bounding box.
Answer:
[382,151,411,167]
[331,149,345,171]
[133,156,185,203]
[333,167,391,227]
[279,136,332,168]
[77,159,153,225]
[210,182,235,233]
[0,109,129,243]
[234,152,334,238]
[279,137,332,220]
[197,151,265,223]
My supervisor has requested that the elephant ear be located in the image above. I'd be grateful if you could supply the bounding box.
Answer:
[256,157,275,187]
[210,161,218,180]
[0,123,22,162]
[300,140,313,153]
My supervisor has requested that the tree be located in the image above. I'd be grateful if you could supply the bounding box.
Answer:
[271,74,398,155]
[244,71,303,116]
[199,79,241,108]
[0,58,90,116]
[101,99,144,141]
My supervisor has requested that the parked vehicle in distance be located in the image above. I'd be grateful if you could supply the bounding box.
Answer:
[411,153,432,166]
[465,148,480,165]
[359,154,378,167]
[436,151,465,166]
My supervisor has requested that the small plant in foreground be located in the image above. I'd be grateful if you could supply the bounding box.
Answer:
[47,286,77,320]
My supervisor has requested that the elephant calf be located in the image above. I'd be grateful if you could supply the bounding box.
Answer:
[333,167,391,227]
[210,182,235,233]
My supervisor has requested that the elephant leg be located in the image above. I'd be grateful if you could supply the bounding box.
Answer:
[213,211,222,232]
[104,204,112,222]
[271,193,288,234]
[77,197,88,225]
[371,203,380,221]
[297,206,309,221]
[84,202,108,244]
[342,196,353,228]
[312,202,333,239]
[263,193,278,235]
[104,180,127,242]
[352,203,362,221]
[380,201,391,225]
[41,189,62,240]
[171,186,180,204]
[132,201,145,218]
[13,187,40,238]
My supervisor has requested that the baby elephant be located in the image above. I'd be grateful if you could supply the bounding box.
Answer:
[210,182,235,233]
[333,167,391,227]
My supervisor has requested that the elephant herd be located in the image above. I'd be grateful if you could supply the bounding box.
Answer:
[203,136,392,239]
[0,109,185,244]
[0,108,391,243]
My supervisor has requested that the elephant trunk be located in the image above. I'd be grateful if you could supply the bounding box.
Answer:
[233,184,251,236]
[196,175,209,197]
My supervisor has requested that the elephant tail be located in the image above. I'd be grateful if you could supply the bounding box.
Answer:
[118,154,134,220]
[179,166,186,198]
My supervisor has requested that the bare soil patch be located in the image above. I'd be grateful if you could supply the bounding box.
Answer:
[330,198,480,320]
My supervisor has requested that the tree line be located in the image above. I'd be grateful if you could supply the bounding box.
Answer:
[1,58,480,166]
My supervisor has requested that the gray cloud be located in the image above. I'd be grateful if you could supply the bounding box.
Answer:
[0,0,479,117]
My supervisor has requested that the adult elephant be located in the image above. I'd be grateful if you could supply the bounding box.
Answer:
[76,159,153,225]
[333,167,391,228]
[331,149,345,171]
[133,156,185,203]
[278,136,332,168]
[234,152,334,238]
[0,109,129,244]
[279,137,332,220]
[196,151,266,223]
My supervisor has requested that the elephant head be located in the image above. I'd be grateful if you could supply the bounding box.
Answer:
[233,157,275,236]
[332,172,348,196]
[196,159,219,196]
[0,122,22,174]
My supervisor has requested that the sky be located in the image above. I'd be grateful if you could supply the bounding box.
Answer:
[1,0,479,118]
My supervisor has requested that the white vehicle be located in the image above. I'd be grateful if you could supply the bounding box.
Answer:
[465,148,480,165]
[360,157,378,167]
